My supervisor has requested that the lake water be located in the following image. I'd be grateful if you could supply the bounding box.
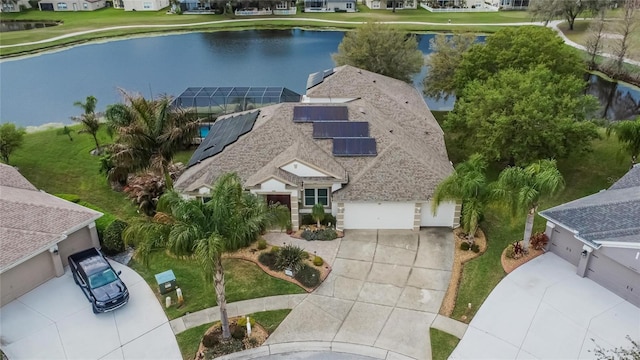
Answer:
[0,29,637,127]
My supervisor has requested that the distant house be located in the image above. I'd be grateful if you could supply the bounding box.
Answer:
[0,164,102,306]
[304,0,355,12]
[175,65,459,231]
[38,0,105,10]
[363,0,415,10]
[1,0,31,12]
[122,0,168,11]
[539,165,640,307]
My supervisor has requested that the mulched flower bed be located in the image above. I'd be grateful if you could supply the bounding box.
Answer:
[223,244,331,292]
[195,317,268,360]
[500,242,545,274]
[290,225,344,239]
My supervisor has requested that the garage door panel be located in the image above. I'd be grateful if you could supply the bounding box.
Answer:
[420,200,455,227]
[0,252,55,306]
[549,228,582,266]
[587,252,640,307]
[343,202,414,229]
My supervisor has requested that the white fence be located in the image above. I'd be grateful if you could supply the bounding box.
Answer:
[234,8,273,15]
[420,2,499,11]
[273,7,297,14]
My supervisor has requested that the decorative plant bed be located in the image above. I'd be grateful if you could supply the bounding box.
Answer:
[195,317,268,359]
[290,225,344,240]
[500,243,544,274]
[223,242,331,292]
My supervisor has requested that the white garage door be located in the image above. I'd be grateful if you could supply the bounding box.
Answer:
[343,202,414,229]
[587,252,640,307]
[549,227,582,266]
[421,200,455,227]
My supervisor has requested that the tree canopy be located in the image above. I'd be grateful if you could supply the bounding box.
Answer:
[0,123,26,165]
[607,117,640,166]
[332,22,424,83]
[528,0,609,30]
[453,26,584,94]
[423,32,476,101]
[445,66,600,166]
[105,90,200,188]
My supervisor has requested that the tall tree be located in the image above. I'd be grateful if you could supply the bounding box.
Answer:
[124,173,288,340]
[445,66,600,166]
[453,26,584,94]
[423,32,476,100]
[72,95,102,152]
[332,22,424,82]
[0,123,26,164]
[607,117,640,166]
[608,0,639,78]
[432,153,490,244]
[105,90,200,189]
[584,10,608,70]
[493,159,565,250]
[528,0,609,31]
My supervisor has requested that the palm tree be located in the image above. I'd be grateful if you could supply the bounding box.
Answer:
[72,95,102,152]
[311,203,325,228]
[105,90,200,189]
[607,117,640,168]
[492,159,565,250]
[124,173,288,340]
[431,153,490,244]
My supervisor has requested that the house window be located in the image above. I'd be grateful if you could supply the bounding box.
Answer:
[57,2,67,8]
[83,2,88,7]
[372,1,380,7]
[276,1,287,8]
[304,188,329,207]
[143,1,151,7]
[306,0,324,7]
[346,2,352,7]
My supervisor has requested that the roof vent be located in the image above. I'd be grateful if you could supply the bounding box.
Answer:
[373,80,376,83]
[389,129,394,134]
[405,101,409,104]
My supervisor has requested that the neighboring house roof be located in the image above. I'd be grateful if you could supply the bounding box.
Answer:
[175,65,453,202]
[0,165,102,273]
[539,165,640,247]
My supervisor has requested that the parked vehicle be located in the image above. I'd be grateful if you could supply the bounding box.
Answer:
[68,248,129,313]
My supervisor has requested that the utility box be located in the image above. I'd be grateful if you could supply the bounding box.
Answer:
[155,270,177,295]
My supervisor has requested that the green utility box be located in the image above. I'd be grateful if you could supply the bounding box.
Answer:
[155,269,177,295]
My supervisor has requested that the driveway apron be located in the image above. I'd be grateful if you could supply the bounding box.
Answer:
[265,228,454,360]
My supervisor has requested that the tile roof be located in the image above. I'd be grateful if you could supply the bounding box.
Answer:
[539,165,640,246]
[0,167,102,272]
[176,65,453,202]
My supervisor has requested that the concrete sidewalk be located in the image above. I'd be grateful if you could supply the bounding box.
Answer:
[451,253,640,359]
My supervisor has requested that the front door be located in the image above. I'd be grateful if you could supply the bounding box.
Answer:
[266,194,291,209]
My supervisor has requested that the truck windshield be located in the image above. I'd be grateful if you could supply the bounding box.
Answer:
[88,269,118,289]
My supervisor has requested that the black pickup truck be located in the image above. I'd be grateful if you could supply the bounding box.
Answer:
[68,248,129,314]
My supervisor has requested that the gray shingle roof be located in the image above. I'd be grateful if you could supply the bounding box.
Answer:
[539,165,640,246]
[175,65,453,202]
[0,167,102,272]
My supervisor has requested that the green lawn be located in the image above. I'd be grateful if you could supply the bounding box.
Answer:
[0,7,534,56]
[430,328,460,360]
[10,125,138,220]
[175,309,291,360]
[130,252,305,319]
[450,129,630,322]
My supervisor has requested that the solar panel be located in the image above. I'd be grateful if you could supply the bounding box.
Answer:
[313,122,369,139]
[188,111,259,167]
[332,137,377,157]
[293,106,348,123]
[306,71,324,90]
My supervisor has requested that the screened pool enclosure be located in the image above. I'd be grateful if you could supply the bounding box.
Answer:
[171,86,301,119]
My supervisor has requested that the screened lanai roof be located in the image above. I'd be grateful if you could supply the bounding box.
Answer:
[172,86,301,117]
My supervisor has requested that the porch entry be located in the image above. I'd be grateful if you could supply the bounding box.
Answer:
[266,194,291,209]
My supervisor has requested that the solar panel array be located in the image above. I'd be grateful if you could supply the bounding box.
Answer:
[333,137,377,157]
[293,106,348,123]
[313,121,369,139]
[188,111,259,167]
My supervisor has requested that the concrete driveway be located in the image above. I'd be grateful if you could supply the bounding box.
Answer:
[265,229,454,360]
[0,260,181,360]
[451,253,640,359]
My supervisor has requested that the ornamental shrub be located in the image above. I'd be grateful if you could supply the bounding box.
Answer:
[505,244,516,259]
[301,229,316,240]
[529,232,549,250]
[470,244,480,253]
[318,228,337,240]
[270,245,280,254]
[237,317,256,327]
[460,242,470,251]
[302,251,309,259]
[275,244,306,274]
[258,252,278,270]
[102,219,128,255]
[257,238,267,250]
[313,255,324,267]
[230,324,246,340]
[294,264,320,288]
[202,332,219,348]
